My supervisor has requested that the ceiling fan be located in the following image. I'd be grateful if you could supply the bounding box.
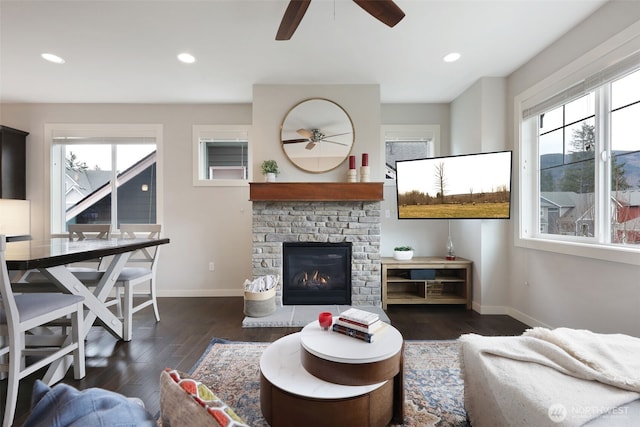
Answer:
[276,0,405,41]
[283,128,351,150]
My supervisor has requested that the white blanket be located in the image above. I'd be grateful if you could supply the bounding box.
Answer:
[520,327,640,393]
[460,328,640,426]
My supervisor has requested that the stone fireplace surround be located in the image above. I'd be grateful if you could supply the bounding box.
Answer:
[250,183,383,307]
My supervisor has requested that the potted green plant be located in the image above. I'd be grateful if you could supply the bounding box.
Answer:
[261,160,279,182]
[393,245,414,260]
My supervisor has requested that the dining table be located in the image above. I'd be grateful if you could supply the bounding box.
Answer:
[5,236,170,383]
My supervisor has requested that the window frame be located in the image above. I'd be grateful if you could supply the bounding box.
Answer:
[44,123,163,236]
[380,124,440,187]
[515,21,640,266]
[192,124,252,187]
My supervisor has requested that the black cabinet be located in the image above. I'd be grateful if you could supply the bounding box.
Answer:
[0,125,28,199]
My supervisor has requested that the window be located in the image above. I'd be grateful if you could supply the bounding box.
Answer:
[382,125,440,181]
[47,124,161,234]
[610,70,640,244]
[518,42,640,264]
[538,93,596,236]
[193,125,251,186]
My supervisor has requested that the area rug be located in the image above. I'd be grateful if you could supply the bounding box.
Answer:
[189,338,469,427]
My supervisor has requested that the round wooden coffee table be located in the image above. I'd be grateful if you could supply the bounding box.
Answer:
[300,317,404,386]
[259,319,404,427]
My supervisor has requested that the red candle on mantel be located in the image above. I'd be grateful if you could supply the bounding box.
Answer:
[362,153,369,167]
[349,155,356,169]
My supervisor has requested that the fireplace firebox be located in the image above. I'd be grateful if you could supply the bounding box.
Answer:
[282,242,352,305]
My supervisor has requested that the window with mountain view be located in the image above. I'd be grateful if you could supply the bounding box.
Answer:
[535,67,640,247]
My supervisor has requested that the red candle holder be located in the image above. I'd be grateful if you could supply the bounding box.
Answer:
[349,155,356,170]
[362,153,369,167]
[318,312,333,330]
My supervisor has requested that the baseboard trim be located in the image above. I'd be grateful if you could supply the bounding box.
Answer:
[506,307,551,329]
[158,289,244,297]
[471,301,509,315]
[471,302,551,329]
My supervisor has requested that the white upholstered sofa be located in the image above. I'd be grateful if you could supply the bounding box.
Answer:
[459,328,640,426]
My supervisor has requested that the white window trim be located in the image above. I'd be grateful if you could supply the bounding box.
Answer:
[44,123,163,237]
[514,20,640,266]
[380,124,441,187]
[192,124,252,187]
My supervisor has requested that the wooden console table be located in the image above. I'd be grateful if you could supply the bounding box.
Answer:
[381,257,472,309]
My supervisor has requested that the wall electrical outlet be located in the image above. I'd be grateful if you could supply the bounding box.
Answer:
[208,262,215,271]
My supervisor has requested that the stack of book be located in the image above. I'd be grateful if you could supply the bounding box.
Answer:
[332,308,387,343]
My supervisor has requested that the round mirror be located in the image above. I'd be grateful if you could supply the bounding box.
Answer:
[281,98,354,173]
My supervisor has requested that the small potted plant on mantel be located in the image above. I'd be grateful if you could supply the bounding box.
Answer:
[261,160,279,182]
[393,246,414,261]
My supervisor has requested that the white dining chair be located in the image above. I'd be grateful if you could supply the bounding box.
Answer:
[11,223,114,337]
[64,223,112,281]
[15,224,112,284]
[0,235,86,427]
[116,224,162,341]
[67,223,111,240]
[62,224,128,319]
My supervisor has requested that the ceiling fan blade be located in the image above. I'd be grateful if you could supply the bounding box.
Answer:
[276,0,312,40]
[323,139,350,146]
[320,132,351,140]
[283,138,310,144]
[296,128,314,138]
[305,142,316,150]
[353,0,405,28]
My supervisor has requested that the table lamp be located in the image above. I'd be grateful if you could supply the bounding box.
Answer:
[0,199,31,241]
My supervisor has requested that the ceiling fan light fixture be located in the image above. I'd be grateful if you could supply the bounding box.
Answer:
[443,52,461,63]
[41,53,65,64]
[177,53,196,64]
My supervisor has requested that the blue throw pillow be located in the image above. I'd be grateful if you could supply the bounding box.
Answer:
[23,380,156,427]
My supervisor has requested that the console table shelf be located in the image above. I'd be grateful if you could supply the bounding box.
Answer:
[381,257,472,309]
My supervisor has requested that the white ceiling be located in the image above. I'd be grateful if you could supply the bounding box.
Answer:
[0,0,608,104]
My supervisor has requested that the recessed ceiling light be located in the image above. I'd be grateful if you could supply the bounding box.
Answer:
[41,53,65,64]
[177,53,196,64]
[443,52,461,63]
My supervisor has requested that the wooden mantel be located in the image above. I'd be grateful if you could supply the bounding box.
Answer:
[249,182,384,202]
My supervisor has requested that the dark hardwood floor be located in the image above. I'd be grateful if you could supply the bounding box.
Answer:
[5,297,528,425]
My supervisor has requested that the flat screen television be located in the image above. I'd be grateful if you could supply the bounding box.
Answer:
[395,150,512,220]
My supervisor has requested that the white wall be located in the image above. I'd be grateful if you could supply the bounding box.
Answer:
[0,94,455,298]
[3,1,638,334]
[379,103,451,258]
[450,78,510,313]
[252,85,382,182]
[0,86,390,298]
[0,103,255,297]
[506,1,640,335]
